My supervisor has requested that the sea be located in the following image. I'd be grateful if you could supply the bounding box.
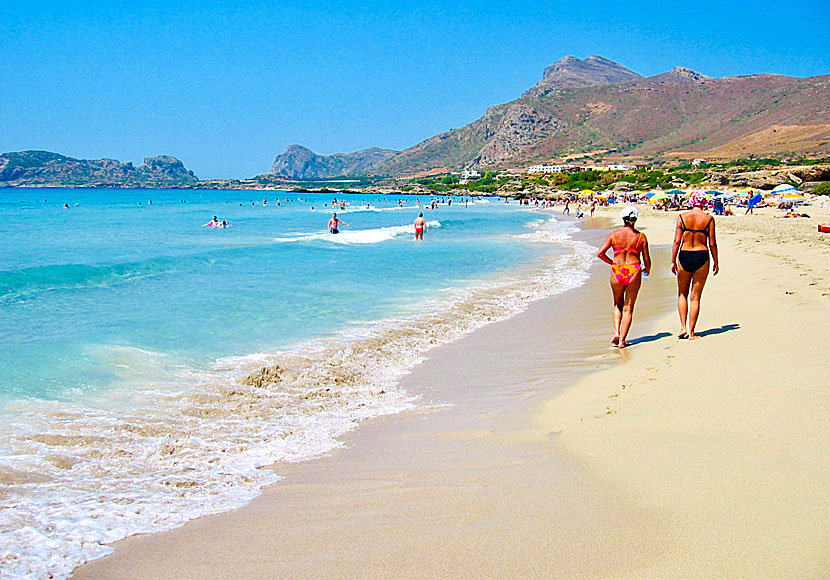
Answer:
[0,188,596,579]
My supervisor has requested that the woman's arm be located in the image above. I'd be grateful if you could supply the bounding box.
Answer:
[596,233,614,265]
[709,219,719,275]
[670,217,683,275]
[641,236,652,275]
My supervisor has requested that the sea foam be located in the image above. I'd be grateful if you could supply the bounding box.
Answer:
[273,221,441,245]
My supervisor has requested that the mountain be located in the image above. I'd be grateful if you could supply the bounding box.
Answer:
[0,151,198,187]
[371,56,830,175]
[536,54,643,88]
[270,145,398,179]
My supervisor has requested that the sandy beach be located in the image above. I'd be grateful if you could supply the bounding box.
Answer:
[73,203,830,579]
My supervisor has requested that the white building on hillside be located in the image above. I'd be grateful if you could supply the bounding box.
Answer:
[527,164,576,173]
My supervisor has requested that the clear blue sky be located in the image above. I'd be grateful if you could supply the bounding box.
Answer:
[2,0,828,179]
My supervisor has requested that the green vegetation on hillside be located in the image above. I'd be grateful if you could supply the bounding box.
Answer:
[812,182,830,196]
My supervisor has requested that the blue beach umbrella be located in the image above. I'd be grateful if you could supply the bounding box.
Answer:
[771,184,798,194]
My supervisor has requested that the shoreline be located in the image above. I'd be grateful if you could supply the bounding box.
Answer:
[73,206,829,579]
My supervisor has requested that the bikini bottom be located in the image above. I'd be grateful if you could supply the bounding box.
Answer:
[611,263,641,286]
[678,250,709,273]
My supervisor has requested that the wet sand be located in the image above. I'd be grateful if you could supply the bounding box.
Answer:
[73,206,830,579]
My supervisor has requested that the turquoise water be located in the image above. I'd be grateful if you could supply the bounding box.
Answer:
[0,188,595,579]
[2,190,546,401]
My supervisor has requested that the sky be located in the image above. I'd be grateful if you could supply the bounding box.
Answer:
[1,0,828,179]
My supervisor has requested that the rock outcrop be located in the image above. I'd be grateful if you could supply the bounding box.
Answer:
[649,67,709,83]
[270,145,397,179]
[707,164,830,188]
[0,151,198,187]
[537,55,643,88]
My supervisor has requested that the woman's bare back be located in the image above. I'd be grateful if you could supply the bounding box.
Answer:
[678,209,713,251]
[611,227,644,264]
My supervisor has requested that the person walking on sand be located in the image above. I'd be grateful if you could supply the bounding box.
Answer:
[597,206,651,348]
[671,191,719,340]
[328,213,348,234]
[414,212,428,241]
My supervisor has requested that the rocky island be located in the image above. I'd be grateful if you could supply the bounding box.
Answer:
[0,151,198,188]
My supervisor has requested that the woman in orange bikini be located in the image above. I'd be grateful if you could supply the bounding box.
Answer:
[597,206,651,348]
[671,191,719,340]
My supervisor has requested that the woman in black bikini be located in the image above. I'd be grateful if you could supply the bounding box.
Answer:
[671,191,719,340]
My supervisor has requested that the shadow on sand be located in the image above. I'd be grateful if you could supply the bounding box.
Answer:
[696,323,741,337]
[627,331,672,346]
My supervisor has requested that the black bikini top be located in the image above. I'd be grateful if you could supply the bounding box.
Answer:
[679,215,712,235]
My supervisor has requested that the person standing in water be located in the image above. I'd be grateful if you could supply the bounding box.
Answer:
[328,213,348,234]
[596,206,651,348]
[414,212,428,241]
[671,191,719,340]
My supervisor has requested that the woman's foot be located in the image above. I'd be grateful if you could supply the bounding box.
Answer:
[678,331,689,339]
[688,333,699,341]
[618,341,630,349]
[611,335,620,345]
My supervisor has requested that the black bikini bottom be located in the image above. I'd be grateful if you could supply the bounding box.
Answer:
[678,250,709,273]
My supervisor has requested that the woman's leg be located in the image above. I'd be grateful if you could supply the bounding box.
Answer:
[610,276,625,344]
[676,266,693,338]
[687,266,710,339]
[618,274,642,348]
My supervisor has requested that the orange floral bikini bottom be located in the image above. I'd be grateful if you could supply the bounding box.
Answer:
[611,263,641,286]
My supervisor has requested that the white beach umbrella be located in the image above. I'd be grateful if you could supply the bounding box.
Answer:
[771,184,798,194]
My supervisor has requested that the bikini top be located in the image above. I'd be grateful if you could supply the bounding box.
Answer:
[679,215,713,235]
[611,231,643,254]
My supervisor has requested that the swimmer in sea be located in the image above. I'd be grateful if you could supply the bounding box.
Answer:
[414,212,428,241]
[328,213,349,234]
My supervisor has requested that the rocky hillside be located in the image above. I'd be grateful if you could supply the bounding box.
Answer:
[0,151,198,187]
[270,144,398,179]
[373,56,830,175]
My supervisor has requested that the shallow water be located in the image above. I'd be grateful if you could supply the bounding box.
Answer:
[0,189,595,579]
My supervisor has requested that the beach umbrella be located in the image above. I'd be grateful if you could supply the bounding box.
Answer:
[771,184,798,194]
[706,190,724,196]
[643,191,656,198]
[580,189,596,195]
[713,193,736,202]
[650,192,671,202]
[666,189,685,195]
[782,193,807,204]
